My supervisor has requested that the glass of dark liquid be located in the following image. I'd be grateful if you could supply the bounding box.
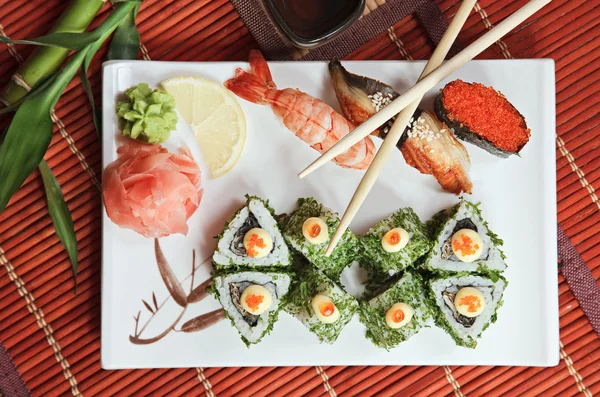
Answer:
[263,0,366,49]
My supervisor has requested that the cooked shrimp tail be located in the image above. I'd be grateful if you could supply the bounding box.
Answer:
[248,50,276,89]
[224,67,270,105]
[224,50,277,104]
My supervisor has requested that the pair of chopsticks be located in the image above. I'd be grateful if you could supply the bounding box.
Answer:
[299,0,551,256]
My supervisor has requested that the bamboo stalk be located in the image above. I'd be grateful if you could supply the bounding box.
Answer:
[0,0,105,105]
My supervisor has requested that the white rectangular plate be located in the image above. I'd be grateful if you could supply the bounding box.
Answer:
[101,59,558,368]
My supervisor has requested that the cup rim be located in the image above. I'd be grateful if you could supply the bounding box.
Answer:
[263,0,366,48]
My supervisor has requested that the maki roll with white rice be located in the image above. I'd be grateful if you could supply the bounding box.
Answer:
[213,196,291,269]
[213,271,291,345]
[360,208,432,278]
[285,265,358,344]
[428,274,506,348]
[360,271,433,350]
[424,200,506,274]
[282,198,358,280]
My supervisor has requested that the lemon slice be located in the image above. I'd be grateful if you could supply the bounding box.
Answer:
[160,76,246,178]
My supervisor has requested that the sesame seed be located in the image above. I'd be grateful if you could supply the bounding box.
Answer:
[406,115,441,142]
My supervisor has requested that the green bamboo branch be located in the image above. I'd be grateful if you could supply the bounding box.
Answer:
[0,0,140,211]
[0,0,142,292]
[0,0,104,105]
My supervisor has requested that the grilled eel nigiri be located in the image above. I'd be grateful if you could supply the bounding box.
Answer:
[329,60,472,195]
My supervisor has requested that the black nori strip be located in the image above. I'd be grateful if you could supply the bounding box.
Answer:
[452,218,478,234]
[441,218,481,261]
[230,211,277,257]
[442,290,476,328]
[230,213,261,256]
[230,282,260,326]
[434,94,516,158]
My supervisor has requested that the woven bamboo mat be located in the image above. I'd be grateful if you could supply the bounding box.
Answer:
[0,0,599,396]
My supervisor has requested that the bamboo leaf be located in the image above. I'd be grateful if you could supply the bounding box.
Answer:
[152,292,158,311]
[142,299,155,314]
[0,33,98,50]
[39,160,78,293]
[190,250,196,294]
[107,2,141,60]
[133,310,141,335]
[0,48,87,213]
[80,28,116,138]
[154,239,188,307]
[187,279,212,304]
[79,69,102,137]
[180,309,226,333]
[80,2,137,138]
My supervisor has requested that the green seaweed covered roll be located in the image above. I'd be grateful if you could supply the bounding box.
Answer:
[360,208,432,278]
[212,196,291,270]
[285,265,358,344]
[428,274,506,348]
[213,270,292,346]
[424,200,506,274]
[360,271,433,350]
[282,198,358,280]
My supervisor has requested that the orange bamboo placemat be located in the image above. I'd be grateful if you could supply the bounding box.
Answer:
[0,0,599,396]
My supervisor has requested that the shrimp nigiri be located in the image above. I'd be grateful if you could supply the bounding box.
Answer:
[224,50,375,170]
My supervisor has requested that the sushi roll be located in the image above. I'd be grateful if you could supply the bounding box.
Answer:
[282,198,358,280]
[285,265,358,344]
[213,196,291,269]
[428,274,506,348]
[213,271,291,345]
[424,200,506,274]
[360,208,432,278]
[435,80,530,158]
[360,271,433,350]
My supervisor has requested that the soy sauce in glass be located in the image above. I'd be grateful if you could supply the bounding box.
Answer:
[265,0,365,48]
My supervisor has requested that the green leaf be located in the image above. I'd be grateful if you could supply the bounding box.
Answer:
[0,2,141,51]
[0,47,87,213]
[0,94,54,212]
[0,33,98,50]
[80,1,140,138]
[39,160,78,293]
[107,2,141,60]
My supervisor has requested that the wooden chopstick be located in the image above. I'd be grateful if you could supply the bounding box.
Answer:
[319,0,475,256]
[299,0,551,181]
[320,0,551,256]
